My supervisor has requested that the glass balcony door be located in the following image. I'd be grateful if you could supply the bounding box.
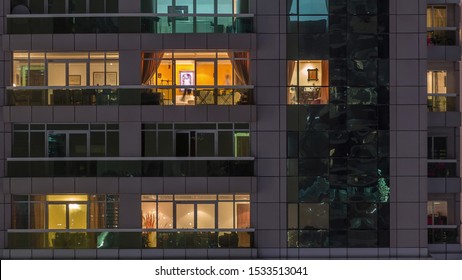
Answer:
[175,131,217,156]
[48,61,88,87]
[47,203,87,229]
[175,203,216,229]
[48,131,89,157]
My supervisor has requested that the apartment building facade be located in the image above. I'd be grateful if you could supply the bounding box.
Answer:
[0,0,460,259]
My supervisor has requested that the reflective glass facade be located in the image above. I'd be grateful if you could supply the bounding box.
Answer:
[287,0,390,248]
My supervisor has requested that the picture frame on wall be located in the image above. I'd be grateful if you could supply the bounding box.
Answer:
[106,72,118,86]
[179,71,194,88]
[307,68,319,81]
[69,75,81,86]
[93,72,105,86]
[93,72,118,86]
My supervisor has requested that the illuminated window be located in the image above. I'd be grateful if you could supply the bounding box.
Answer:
[287,60,329,104]
[12,52,119,87]
[427,201,448,225]
[142,51,249,105]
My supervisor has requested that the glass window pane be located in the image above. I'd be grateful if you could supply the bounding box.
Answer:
[106,0,119,13]
[69,63,87,86]
[197,0,214,13]
[48,204,67,229]
[13,58,28,86]
[90,132,105,157]
[218,0,232,13]
[106,131,119,157]
[69,133,87,157]
[29,61,46,86]
[90,0,105,13]
[90,200,105,229]
[218,131,233,156]
[48,133,66,157]
[157,59,173,86]
[299,203,329,229]
[30,132,45,157]
[48,63,66,86]
[299,0,328,14]
[196,61,215,86]
[234,132,250,157]
[30,202,46,229]
[288,203,298,229]
[158,202,173,228]
[158,131,173,156]
[12,202,29,229]
[106,61,119,86]
[176,204,194,229]
[29,0,45,13]
[69,0,86,13]
[176,132,189,156]
[157,0,172,13]
[217,59,233,85]
[142,202,157,228]
[13,132,29,157]
[48,0,65,13]
[90,61,105,86]
[143,131,157,157]
[235,202,250,228]
[218,202,233,228]
[197,204,215,229]
[196,132,215,156]
[69,204,87,229]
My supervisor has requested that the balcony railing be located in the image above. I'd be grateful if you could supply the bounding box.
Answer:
[427,94,458,112]
[7,14,254,34]
[6,86,254,106]
[427,29,458,46]
[6,157,254,177]
[428,225,458,244]
[428,160,458,177]
[7,229,254,249]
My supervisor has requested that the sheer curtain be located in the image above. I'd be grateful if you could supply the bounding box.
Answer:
[228,52,250,85]
[141,51,165,85]
[320,60,329,103]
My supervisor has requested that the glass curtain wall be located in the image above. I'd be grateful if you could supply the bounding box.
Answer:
[286,0,390,248]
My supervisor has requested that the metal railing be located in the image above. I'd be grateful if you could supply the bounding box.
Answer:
[428,159,458,177]
[7,14,254,34]
[427,94,458,112]
[427,29,458,46]
[7,228,254,249]
[6,86,254,106]
[428,225,458,244]
[6,157,255,177]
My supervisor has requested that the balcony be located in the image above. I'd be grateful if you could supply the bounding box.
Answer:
[6,157,255,177]
[428,160,458,177]
[6,86,254,106]
[7,14,254,34]
[7,229,254,249]
[427,29,458,46]
[427,94,458,112]
[428,225,459,244]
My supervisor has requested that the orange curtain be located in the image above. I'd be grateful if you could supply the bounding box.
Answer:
[228,52,250,85]
[320,60,329,103]
[141,51,165,85]
[287,60,296,86]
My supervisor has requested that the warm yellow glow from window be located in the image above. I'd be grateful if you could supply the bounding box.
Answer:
[46,194,88,202]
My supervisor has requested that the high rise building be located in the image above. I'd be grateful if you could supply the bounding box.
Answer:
[0,0,460,259]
